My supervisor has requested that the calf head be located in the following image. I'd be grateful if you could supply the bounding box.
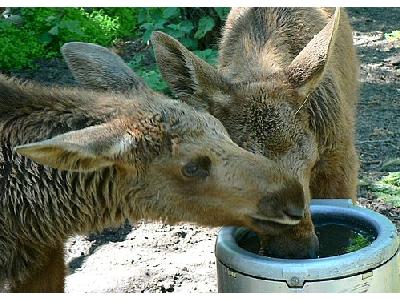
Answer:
[14,105,304,231]
[13,42,308,237]
[151,9,344,258]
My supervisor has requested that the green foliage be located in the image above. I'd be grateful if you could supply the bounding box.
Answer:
[346,234,371,253]
[382,172,400,187]
[194,16,215,39]
[129,8,227,95]
[0,20,46,69]
[128,53,169,95]
[214,7,230,21]
[385,30,400,42]
[360,172,400,207]
[128,47,219,96]
[0,7,230,96]
[137,8,228,50]
[194,48,219,65]
[0,8,138,70]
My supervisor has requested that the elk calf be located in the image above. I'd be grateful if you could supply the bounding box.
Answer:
[152,7,359,258]
[0,46,304,291]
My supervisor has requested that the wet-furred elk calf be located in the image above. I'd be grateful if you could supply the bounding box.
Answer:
[0,42,305,292]
[152,7,359,258]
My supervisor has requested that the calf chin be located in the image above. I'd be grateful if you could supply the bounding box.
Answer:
[259,212,319,259]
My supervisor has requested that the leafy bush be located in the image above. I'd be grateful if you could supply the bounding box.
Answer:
[128,52,170,94]
[0,7,229,95]
[0,20,46,69]
[129,8,227,94]
[360,172,400,207]
[137,7,228,50]
[0,8,138,70]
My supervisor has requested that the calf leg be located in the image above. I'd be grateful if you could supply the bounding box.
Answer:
[310,143,359,202]
[11,243,65,293]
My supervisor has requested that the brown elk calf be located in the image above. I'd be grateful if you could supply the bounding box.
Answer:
[0,52,304,291]
[152,7,359,258]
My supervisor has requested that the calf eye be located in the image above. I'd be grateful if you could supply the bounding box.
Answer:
[182,156,211,179]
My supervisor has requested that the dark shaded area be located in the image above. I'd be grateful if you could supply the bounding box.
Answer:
[356,83,400,172]
[348,8,400,32]
[68,220,132,273]
[238,221,375,258]
[5,58,77,87]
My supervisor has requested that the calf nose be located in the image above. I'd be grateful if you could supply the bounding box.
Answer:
[258,178,306,222]
[283,206,305,220]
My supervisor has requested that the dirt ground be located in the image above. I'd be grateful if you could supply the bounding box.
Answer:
[3,8,400,293]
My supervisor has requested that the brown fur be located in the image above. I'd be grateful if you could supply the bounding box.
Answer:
[152,7,359,258]
[0,59,304,291]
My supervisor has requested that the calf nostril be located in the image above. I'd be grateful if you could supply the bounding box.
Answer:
[283,207,305,220]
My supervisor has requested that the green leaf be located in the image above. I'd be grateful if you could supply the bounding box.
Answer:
[137,9,148,24]
[166,24,179,31]
[162,7,180,19]
[181,37,198,50]
[154,19,167,29]
[0,21,12,30]
[381,172,400,187]
[59,20,84,36]
[179,20,194,33]
[194,48,218,65]
[165,27,184,39]
[46,15,58,25]
[214,7,230,20]
[194,16,215,40]
[39,32,53,44]
[127,53,145,69]
[140,22,154,31]
[142,29,154,42]
[48,26,59,36]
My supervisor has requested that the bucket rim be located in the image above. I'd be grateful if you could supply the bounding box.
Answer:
[215,200,399,283]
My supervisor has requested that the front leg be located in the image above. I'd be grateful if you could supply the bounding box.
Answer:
[310,143,359,202]
[11,243,65,293]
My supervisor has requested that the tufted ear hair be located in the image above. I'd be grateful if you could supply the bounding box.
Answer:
[61,42,148,94]
[14,118,168,172]
[15,121,133,171]
[151,31,229,112]
[285,8,342,98]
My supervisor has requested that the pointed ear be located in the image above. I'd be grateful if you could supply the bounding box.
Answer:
[285,8,342,98]
[61,42,148,93]
[14,121,136,172]
[151,31,227,111]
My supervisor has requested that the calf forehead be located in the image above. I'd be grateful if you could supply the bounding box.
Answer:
[233,78,296,99]
[229,81,299,117]
[219,84,309,154]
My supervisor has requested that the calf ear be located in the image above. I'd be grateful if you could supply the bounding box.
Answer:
[15,121,138,172]
[61,42,147,93]
[285,8,342,98]
[151,31,227,111]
